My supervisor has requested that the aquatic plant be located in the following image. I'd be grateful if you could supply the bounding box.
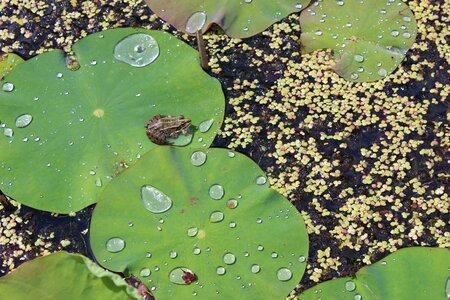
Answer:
[0,251,142,299]
[90,147,309,299]
[145,0,311,38]
[0,28,224,214]
[299,247,449,299]
[299,0,417,81]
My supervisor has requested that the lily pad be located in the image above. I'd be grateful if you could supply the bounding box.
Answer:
[299,247,450,299]
[0,251,142,300]
[145,0,311,38]
[0,53,24,80]
[90,147,309,299]
[0,28,224,213]
[299,0,417,81]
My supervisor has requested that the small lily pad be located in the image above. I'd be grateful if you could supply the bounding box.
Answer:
[299,247,449,299]
[90,147,309,299]
[0,252,142,300]
[299,0,417,81]
[0,28,224,213]
[145,0,311,38]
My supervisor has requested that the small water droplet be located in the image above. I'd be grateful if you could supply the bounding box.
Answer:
[95,178,102,187]
[378,69,388,77]
[226,199,238,209]
[169,250,178,259]
[298,256,306,263]
[391,30,400,37]
[354,295,362,300]
[2,82,14,92]
[141,185,173,213]
[210,211,224,223]
[169,267,197,285]
[56,73,63,78]
[15,114,33,128]
[256,218,263,224]
[209,184,224,200]
[190,151,207,166]
[295,4,303,9]
[402,32,411,38]
[229,221,236,228]
[193,247,201,255]
[140,268,151,277]
[256,176,267,185]
[257,245,264,251]
[228,151,235,158]
[381,261,387,265]
[402,16,412,22]
[114,33,159,67]
[3,128,13,138]
[216,266,226,275]
[185,11,207,34]
[345,281,356,291]
[354,54,364,63]
[198,119,214,133]
[276,268,292,281]
[315,30,323,36]
[271,252,278,258]
[145,252,152,258]
[223,253,236,265]
[187,227,198,237]
[251,264,261,273]
[105,237,125,253]
[350,73,359,80]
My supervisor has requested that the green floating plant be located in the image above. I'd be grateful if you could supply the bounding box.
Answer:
[0,251,142,299]
[0,53,23,80]
[299,247,450,299]
[0,28,224,214]
[145,0,311,38]
[299,0,417,82]
[90,147,309,299]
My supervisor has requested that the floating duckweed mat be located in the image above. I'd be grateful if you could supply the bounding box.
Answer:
[0,28,224,214]
[299,247,450,299]
[299,0,417,81]
[0,251,142,300]
[90,147,309,299]
[145,0,311,38]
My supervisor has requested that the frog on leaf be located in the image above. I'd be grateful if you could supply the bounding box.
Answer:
[145,115,192,145]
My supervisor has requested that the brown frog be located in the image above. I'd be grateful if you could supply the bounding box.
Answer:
[145,114,191,145]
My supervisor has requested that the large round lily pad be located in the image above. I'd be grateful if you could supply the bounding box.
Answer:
[90,147,309,299]
[299,0,417,82]
[299,247,450,299]
[0,28,224,214]
[145,0,311,38]
[0,251,141,300]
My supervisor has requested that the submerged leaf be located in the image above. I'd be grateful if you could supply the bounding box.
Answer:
[90,147,309,299]
[299,0,417,81]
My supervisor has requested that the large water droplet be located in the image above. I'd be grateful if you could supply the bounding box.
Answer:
[190,151,207,166]
[187,227,199,237]
[210,211,224,223]
[2,82,14,92]
[185,11,207,34]
[251,264,261,273]
[223,253,236,265]
[216,266,226,275]
[105,237,125,253]
[209,184,224,200]
[276,268,292,281]
[198,119,214,133]
[140,268,151,277]
[114,33,159,67]
[169,267,197,285]
[256,176,267,185]
[14,114,33,128]
[141,185,173,213]
[345,281,356,291]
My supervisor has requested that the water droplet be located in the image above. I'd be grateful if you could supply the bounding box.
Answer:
[2,82,14,92]
[14,114,33,128]
[228,151,235,158]
[169,267,197,285]
[185,11,207,34]
[193,247,201,255]
[105,237,125,253]
[381,261,387,265]
[216,266,226,275]
[90,60,97,65]
[169,250,178,259]
[114,33,159,67]
[345,281,356,291]
[226,199,238,209]
[95,178,102,187]
[315,30,323,36]
[256,176,267,185]
[402,16,412,22]
[271,252,278,258]
[391,30,400,37]
[141,185,172,213]
[229,221,236,228]
[298,256,306,263]
[336,0,344,6]
[3,128,13,138]
[378,69,388,77]
[198,119,214,133]
[276,268,292,281]
[354,295,362,300]
[56,73,63,78]
[187,227,198,237]
[295,4,303,9]
[128,222,134,227]
[210,211,224,223]
[209,184,224,200]
[223,253,236,265]
[380,9,386,14]
[445,277,450,299]
[350,73,359,80]
[402,32,411,38]
[140,268,151,277]
[251,264,261,273]
[190,151,207,166]
[354,54,364,63]
[145,252,152,258]
[244,0,252,3]
[257,245,264,251]
[256,218,263,224]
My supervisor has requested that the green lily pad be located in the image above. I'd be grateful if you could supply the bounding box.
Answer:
[145,0,311,38]
[90,147,309,299]
[299,247,450,299]
[0,251,142,300]
[299,0,417,82]
[0,53,24,80]
[0,28,224,214]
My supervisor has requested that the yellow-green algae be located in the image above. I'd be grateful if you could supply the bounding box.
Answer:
[0,0,448,298]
